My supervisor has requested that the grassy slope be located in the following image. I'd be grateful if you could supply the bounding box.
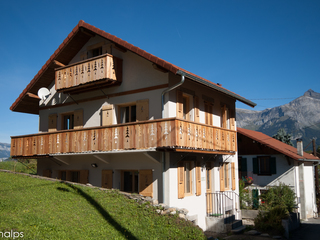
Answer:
[0,160,37,175]
[0,172,205,240]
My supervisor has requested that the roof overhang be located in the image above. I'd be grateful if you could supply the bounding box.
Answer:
[177,70,256,108]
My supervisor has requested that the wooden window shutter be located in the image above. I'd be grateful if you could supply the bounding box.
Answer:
[48,114,57,132]
[231,162,236,190]
[136,99,149,121]
[230,109,235,130]
[241,158,247,177]
[220,164,225,191]
[196,161,201,196]
[178,162,185,199]
[176,90,183,119]
[101,170,113,189]
[253,158,258,174]
[43,169,51,178]
[74,109,83,129]
[270,157,277,174]
[79,170,89,184]
[194,96,200,123]
[139,169,153,197]
[221,104,227,128]
[209,104,213,125]
[102,104,114,126]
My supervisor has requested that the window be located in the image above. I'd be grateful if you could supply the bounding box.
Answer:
[62,113,74,130]
[120,169,153,197]
[60,109,83,130]
[58,170,88,184]
[220,162,236,191]
[253,156,276,175]
[221,104,236,130]
[122,170,139,193]
[91,47,102,57]
[184,161,192,194]
[177,160,201,199]
[119,105,136,123]
[176,90,193,121]
[117,99,149,124]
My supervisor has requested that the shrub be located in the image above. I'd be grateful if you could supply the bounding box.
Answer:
[239,179,252,209]
[259,183,296,212]
[254,206,288,235]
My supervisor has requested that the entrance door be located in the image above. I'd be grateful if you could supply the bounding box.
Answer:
[206,162,213,215]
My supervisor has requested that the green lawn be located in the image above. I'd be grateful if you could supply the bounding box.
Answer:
[0,159,37,174]
[0,171,205,240]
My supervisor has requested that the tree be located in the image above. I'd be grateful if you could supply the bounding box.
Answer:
[273,128,293,146]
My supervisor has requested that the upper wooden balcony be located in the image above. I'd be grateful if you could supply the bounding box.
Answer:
[10,118,237,158]
[55,54,122,94]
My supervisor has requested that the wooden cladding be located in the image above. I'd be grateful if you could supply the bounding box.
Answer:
[55,54,122,92]
[11,118,237,157]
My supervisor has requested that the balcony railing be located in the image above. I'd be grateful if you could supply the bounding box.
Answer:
[55,54,122,93]
[10,118,237,158]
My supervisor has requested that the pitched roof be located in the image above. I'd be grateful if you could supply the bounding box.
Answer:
[237,127,319,161]
[10,20,256,114]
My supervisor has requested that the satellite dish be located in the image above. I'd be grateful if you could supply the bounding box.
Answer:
[37,87,50,100]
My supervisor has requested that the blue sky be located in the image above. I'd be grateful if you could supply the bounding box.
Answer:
[0,0,319,144]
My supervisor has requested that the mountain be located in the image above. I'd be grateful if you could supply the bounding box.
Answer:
[0,142,11,159]
[237,89,320,149]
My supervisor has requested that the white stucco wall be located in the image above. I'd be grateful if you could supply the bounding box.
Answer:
[242,154,295,187]
[164,152,239,231]
[302,162,316,218]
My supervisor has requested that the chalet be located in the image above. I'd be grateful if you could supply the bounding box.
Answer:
[10,20,256,231]
[238,127,320,219]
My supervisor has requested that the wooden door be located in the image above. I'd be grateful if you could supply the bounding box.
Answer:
[139,169,153,197]
[101,170,113,189]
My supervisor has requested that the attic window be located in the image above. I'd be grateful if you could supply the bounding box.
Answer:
[91,47,102,57]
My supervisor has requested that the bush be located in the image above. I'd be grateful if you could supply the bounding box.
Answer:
[259,183,296,212]
[254,184,296,236]
[239,179,252,209]
[254,206,288,235]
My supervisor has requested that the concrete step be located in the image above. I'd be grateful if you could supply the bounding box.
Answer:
[231,225,246,234]
[231,220,243,229]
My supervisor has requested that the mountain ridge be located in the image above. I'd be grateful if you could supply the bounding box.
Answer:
[237,89,320,149]
[0,142,11,159]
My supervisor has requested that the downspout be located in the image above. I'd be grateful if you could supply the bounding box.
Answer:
[161,73,185,204]
[161,74,185,118]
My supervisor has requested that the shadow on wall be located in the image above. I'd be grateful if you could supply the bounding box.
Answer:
[57,182,138,240]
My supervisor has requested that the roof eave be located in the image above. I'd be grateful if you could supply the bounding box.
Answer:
[177,70,256,108]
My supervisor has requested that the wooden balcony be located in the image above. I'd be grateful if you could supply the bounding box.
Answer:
[10,118,237,158]
[55,54,122,94]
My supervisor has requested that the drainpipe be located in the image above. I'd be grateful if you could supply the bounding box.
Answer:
[161,74,185,204]
[161,74,185,118]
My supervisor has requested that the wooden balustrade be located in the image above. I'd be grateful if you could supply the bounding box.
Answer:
[55,54,122,92]
[10,119,237,157]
